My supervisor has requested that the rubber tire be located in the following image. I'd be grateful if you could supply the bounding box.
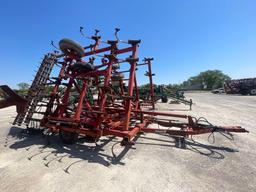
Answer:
[72,62,95,72]
[59,38,85,57]
[112,73,124,80]
[84,135,99,143]
[59,129,78,144]
[240,89,249,95]
[112,63,120,70]
[161,96,168,103]
[250,89,256,95]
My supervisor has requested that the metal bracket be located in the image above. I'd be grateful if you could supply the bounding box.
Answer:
[95,29,100,36]
[114,28,120,41]
[50,41,60,50]
[79,26,85,37]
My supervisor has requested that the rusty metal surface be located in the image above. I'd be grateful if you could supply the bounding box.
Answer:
[0,85,27,113]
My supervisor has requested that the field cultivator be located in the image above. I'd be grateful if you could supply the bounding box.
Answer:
[154,85,193,110]
[0,29,248,146]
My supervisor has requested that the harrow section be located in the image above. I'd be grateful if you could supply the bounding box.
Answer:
[13,53,57,126]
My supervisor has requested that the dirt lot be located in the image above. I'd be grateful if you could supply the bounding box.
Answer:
[0,92,255,192]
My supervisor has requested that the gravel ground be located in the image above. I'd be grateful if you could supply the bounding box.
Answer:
[0,92,255,192]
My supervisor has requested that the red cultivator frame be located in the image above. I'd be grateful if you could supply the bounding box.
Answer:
[0,29,248,145]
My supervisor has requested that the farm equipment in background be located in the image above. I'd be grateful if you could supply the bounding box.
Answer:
[139,83,193,110]
[224,78,256,95]
[155,85,193,110]
[0,28,247,146]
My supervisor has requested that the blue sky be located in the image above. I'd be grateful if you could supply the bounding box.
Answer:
[0,0,255,88]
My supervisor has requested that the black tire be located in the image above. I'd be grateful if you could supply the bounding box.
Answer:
[240,89,249,95]
[112,63,120,70]
[84,135,99,143]
[59,38,85,57]
[59,129,78,144]
[250,89,256,95]
[71,62,95,72]
[161,96,168,103]
[112,73,124,80]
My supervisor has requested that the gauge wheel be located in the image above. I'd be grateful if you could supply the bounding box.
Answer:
[59,129,78,144]
[72,61,95,72]
[84,135,99,143]
[112,73,124,81]
[59,38,85,57]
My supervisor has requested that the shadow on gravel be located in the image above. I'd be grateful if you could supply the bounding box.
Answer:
[185,139,238,159]
[136,134,238,159]
[4,126,238,173]
[5,126,138,173]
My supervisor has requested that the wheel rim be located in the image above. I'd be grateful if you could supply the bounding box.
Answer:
[250,89,256,95]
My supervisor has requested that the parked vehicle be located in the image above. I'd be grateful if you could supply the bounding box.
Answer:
[211,88,225,94]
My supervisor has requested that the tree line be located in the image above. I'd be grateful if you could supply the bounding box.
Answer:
[15,70,231,94]
[180,70,230,90]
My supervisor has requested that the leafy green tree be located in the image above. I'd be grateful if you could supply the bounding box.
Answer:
[17,82,30,95]
[139,70,230,94]
[181,70,230,90]
[17,82,30,90]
